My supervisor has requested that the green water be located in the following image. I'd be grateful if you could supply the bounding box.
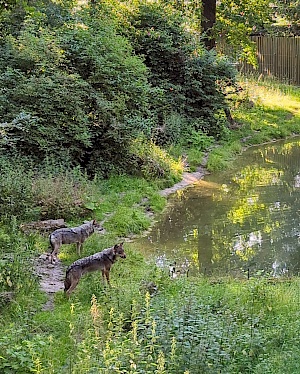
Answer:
[139,137,300,277]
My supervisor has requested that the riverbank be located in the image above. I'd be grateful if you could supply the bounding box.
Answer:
[1,77,300,373]
[160,154,210,197]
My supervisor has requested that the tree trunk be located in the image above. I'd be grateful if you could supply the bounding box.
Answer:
[201,0,216,50]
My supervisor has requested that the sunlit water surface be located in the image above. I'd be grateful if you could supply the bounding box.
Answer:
[138,137,300,278]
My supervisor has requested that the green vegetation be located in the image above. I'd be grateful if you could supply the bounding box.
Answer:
[206,77,300,171]
[0,0,237,178]
[4,274,299,373]
[0,0,300,372]
[0,77,299,373]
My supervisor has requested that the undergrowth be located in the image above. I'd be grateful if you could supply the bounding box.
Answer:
[0,77,300,373]
[1,265,299,373]
[206,76,300,171]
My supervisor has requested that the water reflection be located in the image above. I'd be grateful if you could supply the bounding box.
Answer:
[138,137,300,277]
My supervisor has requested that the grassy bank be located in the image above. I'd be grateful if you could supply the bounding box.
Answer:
[206,76,300,171]
[1,78,300,373]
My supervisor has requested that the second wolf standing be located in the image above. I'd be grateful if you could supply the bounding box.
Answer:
[48,220,102,264]
[64,242,126,297]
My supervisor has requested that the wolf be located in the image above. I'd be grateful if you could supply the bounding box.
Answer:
[64,242,126,297]
[48,220,102,264]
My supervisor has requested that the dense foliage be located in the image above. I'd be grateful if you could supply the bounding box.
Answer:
[0,72,300,373]
[120,2,237,140]
[273,0,300,35]
[0,0,299,371]
[0,0,238,178]
[0,228,299,373]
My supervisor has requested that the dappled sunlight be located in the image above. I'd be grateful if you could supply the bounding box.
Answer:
[242,79,300,115]
[277,140,300,155]
[233,165,283,190]
[139,136,300,278]
[130,137,184,180]
[227,196,266,225]
[259,90,299,114]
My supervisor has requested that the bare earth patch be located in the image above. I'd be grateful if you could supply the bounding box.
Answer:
[34,161,209,310]
[160,154,209,197]
[160,166,209,197]
[34,254,65,310]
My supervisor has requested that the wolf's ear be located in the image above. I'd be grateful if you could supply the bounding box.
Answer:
[93,219,96,224]
[120,242,124,246]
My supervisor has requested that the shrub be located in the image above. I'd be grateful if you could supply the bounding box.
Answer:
[0,157,35,220]
[0,8,155,173]
[0,218,37,295]
[0,156,93,222]
[121,1,238,142]
[0,69,93,164]
[31,174,90,220]
[128,136,183,184]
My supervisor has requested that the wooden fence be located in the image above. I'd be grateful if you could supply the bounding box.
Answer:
[239,36,300,85]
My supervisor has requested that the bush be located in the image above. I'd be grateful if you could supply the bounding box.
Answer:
[128,136,183,184]
[0,156,93,222]
[0,7,155,173]
[0,0,239,179]
[121,1,238,142]
[0,218,37,295]
[0,157,35,220]
[32,174,90,220]
[0,69,93,164]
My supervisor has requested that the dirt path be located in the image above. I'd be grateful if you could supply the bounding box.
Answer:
[34,219,110,310]
[160,165,209,197]
[35,160,209,310]
[160,154,209,197]
[34,254,65,310]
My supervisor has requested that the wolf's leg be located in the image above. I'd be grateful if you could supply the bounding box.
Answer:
[66,276,81,297]
[102,269,110,285]
[76,242,82,256]
[49,247,59,264]
[48,237,58,264]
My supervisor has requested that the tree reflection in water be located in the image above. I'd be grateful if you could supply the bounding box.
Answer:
[138,137,300,277]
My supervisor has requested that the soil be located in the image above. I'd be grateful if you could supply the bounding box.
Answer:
[160,153,210,197]
[35,159,210,310]
[34,254,65,310]
[160,165,209,197]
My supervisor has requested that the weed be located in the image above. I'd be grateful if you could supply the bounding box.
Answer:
[1,77,300,373]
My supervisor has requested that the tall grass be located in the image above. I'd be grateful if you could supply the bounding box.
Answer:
[1,269,299,373]
[207,76,300,171]
[1,78,300,373]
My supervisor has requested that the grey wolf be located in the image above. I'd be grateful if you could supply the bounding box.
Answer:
[48,220,102,264]
[64,242,126,297]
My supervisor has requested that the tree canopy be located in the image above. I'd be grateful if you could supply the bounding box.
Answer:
[0,0,291,177]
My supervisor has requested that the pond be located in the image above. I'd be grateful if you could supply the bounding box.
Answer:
[138,137,300,278]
